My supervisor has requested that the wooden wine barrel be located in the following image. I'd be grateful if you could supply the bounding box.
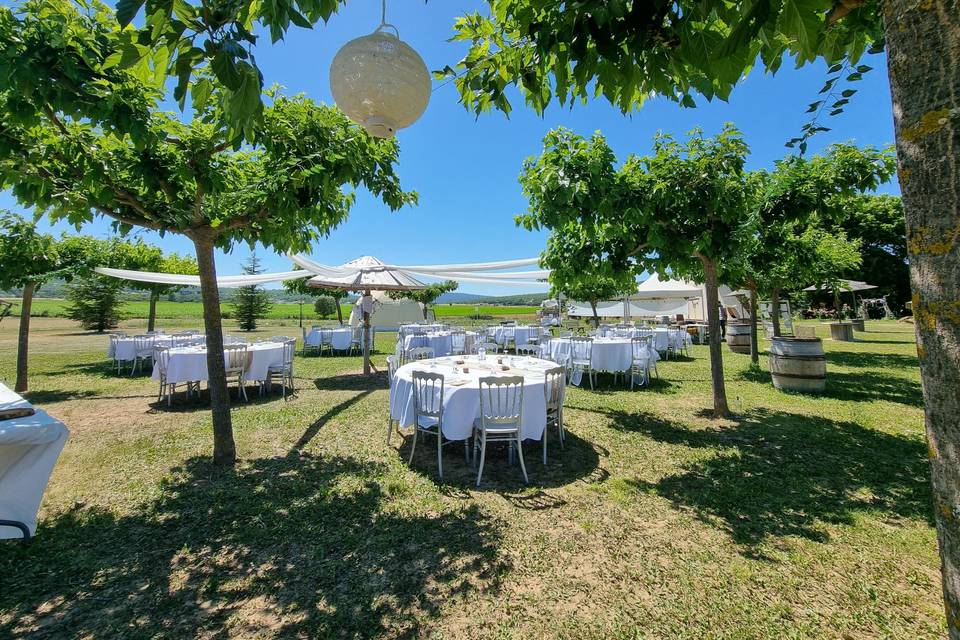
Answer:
[726,321,752,354]
[829,322,854,341]
[850,318,865,332]
[769,337,826,393]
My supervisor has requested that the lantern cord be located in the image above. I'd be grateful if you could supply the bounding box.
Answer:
[380,0,387,26]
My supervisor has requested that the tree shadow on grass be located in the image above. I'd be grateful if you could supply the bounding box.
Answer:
[603,407,931,552]
[396,428,602,497]
[315,372,387,392]
[21,389,100,403]
[0,453,504,638]
[825,350,919,370]
[735,367,923,407]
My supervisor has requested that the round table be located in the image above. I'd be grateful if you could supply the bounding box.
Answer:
[390,356,554,442]
[398,331,477,357]
[153,342,286,384]
[109,335,180,361]
[304,327,353,351]
[491,326,540,347]
[544,337,659,372]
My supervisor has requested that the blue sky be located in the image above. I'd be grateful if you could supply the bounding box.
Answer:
[1,1,898,295]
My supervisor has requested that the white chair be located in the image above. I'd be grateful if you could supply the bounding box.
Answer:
[406,346,434,363]
[130,335,154,376]
[223,344,249,401]
[350,326,363,355]
[542,366,566,465]
[154,347,174,407]
[385,355,401,445]
[109,333,125,373]
[302,326,320,356]
[569,337,595,389]
[262,339,296,399]
[515,344,539,357]
[673,331,690,357]
[474,376,527,486]
[630,336,654,389]
[450,330,467,355]
[408,370,460,482]
[478,341,500,355]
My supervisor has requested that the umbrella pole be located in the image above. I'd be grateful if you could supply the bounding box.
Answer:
[362,288,371,376]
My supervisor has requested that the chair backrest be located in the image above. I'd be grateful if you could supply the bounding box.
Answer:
[224,344,248,372]
[411,370,444,419]
[282,339,296,366]
[386,355,400,387]
[631,336,652,359]
[543,366,566,411]
[352,325,363,342]
[516,344,539,357]
[559,330,573,338]
[450,330,466,350]
[407,346,434,361]
[478,376,524,427]
[570,336,593,362]
[134,335,153,352]
[154,347,170,376]
[478,341,499,354]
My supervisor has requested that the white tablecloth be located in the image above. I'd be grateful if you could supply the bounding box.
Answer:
[0,383,69,539]
[399,332,477,357]
[304,327,353,350]
[544,338,657,372]
[153,342,286,384]
[390,356,552,442]
[492,326,540,347]
[400,324,444,334]
[109,335,179,361]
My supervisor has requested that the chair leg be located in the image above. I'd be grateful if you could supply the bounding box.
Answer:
[475,433,487,487]
[436,430,443,482]
[464,438,471,464]
[408,426,419,465]
[516,434,529,483]
[542,424,547,465]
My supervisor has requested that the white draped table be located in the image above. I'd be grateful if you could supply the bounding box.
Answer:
[492,326,540,347]
[390,356,554,442]
[304,327,353,351]
[543,337,659,373]
[398,331,477,357]
[109,335,180,361]
[152,342,286,384]
[0,383,69,539]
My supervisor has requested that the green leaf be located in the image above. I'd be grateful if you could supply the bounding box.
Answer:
[115,0,146,27]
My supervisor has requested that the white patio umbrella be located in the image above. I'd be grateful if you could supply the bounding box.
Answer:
[803,279,878,311]
[302,256,427,375]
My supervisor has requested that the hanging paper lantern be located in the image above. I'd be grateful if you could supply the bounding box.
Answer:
[329,26,431,138]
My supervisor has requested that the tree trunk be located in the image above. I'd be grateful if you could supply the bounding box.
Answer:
[362,292,371,375]
[335,298,343,325]
[884,2,960,635]
[589,300,600,328]
[770,288,782,337]
[14,282,34,393]
[147,289,158,333]
[700,255,730,418]
[192,234,236,466]
[748,283,759,366]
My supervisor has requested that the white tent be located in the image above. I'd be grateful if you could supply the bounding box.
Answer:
[568,273,744,321]
[347,290,425,330]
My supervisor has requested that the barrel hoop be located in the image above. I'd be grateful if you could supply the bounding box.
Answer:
[769,354,826,361]
[771,371,826,380]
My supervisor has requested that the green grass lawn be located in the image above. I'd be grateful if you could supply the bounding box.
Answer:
[0,317,941,638]
[19,298,538,323]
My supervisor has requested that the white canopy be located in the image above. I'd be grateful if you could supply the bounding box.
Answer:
[95,267,313,288]
[633,273,704,299]
[301,256,428,292]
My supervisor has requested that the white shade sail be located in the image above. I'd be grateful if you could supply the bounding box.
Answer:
[305,256,428,292]
[95,268,313,288]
